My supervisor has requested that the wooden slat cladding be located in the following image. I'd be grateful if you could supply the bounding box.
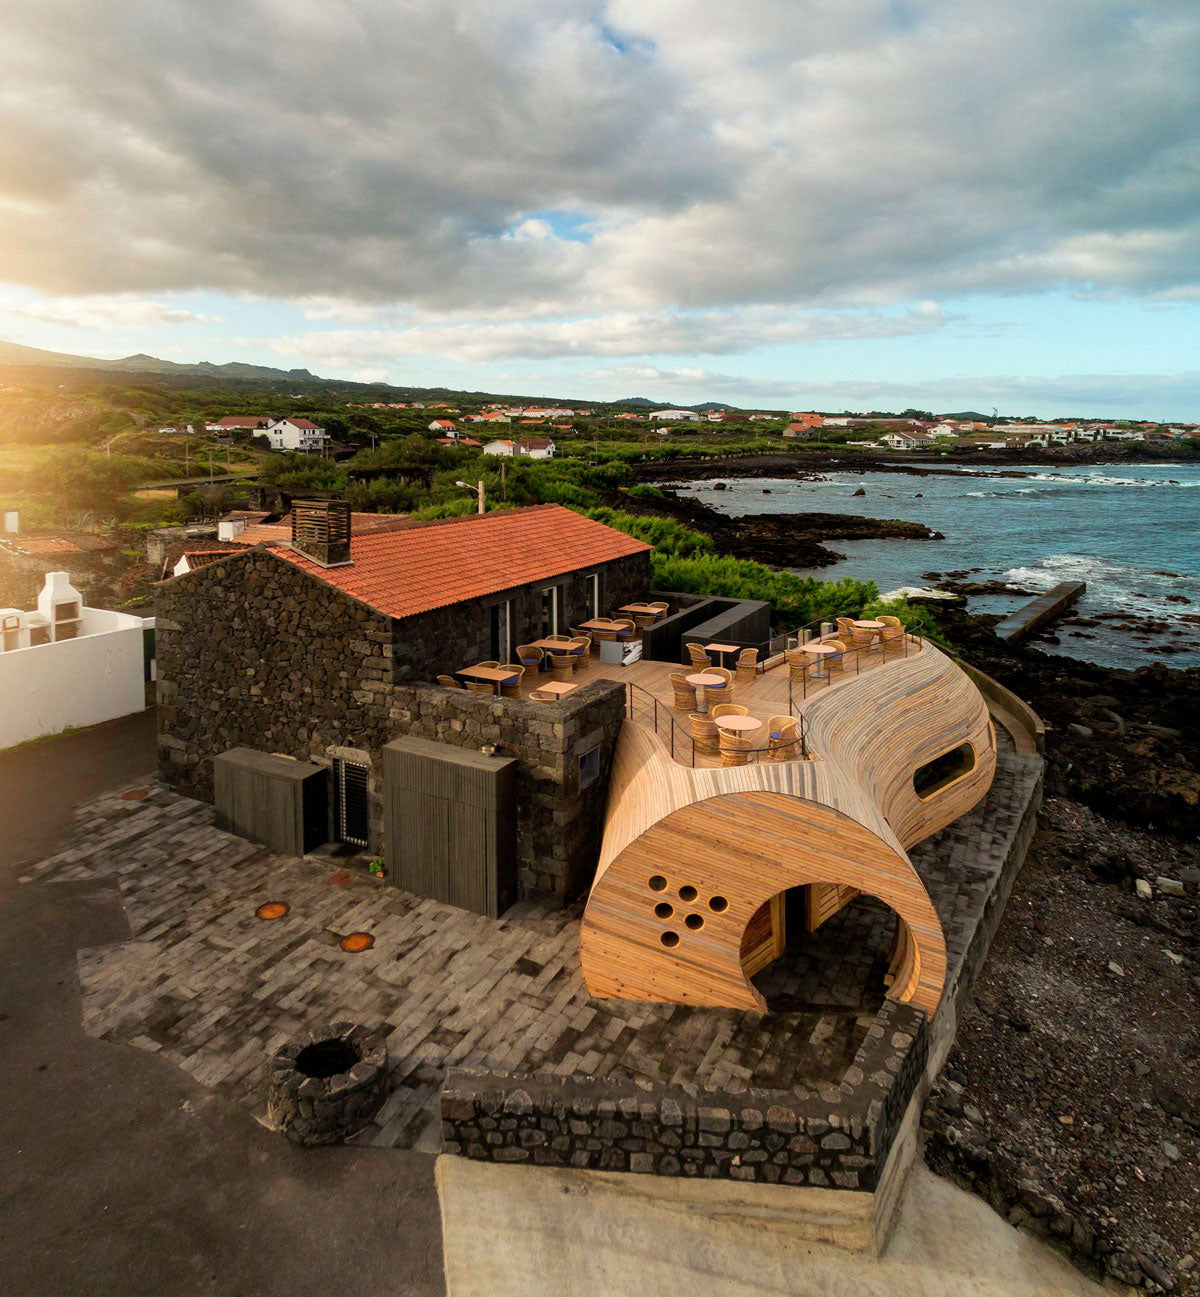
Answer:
[213,747,328,856]
[581,642,995,1015]
[739,894,784,977]
[382,736,518,917]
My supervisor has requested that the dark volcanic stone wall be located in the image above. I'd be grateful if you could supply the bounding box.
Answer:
[156,549,396,800]
[386,679,626,898]
[441,1000,928,1188]
[156,548,628,898]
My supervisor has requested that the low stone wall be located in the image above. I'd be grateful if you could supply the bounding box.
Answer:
[442,999,927,1189]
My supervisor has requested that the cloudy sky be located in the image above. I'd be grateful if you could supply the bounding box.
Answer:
[1,0,1198,416]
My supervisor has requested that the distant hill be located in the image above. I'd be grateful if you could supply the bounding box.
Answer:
[940,411,991,420]
[616,396,655,407]
[0,339,318,382]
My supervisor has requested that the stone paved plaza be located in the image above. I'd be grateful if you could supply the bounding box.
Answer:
[20,724,1041,1150]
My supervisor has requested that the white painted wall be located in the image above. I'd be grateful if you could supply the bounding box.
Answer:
[0,607,148,750]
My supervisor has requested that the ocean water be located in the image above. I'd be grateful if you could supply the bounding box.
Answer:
[673,462,1200,669]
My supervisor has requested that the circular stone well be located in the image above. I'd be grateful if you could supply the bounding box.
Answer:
[267,1021,388,1145]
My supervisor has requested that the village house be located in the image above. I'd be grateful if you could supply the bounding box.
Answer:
[428,419,458,435]
[482,437,555,459]
[782,422,820,439]
[263,417,327,453]
[156,502,651,898]
[206,416,270,433]
[649,409,700,421]
[878,429,935,450]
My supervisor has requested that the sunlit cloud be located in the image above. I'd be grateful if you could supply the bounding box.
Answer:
[11,295,222,329]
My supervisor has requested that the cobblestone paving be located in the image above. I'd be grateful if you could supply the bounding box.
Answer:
[20,726,1040,1149]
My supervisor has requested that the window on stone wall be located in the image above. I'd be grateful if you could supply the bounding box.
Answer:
[578,746,601,789]
[540,585,560,638]
[490,600,511,663]
[586,572,601,620]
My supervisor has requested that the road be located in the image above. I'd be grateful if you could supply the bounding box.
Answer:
[0,710,443,1297]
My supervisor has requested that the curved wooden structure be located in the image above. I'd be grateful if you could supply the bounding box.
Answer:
[581,639,996,1016]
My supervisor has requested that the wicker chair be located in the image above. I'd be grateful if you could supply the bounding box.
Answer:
[670,672,697,710]
[686,642,712,669]
[878,615,906,655]
[836,617,857,644]
[529,688,557,702]
[767,715,801,762]
[516,644,544,671]
[499,664,524,699]
[688,711,719,756]
[633,613,656,631]
[710,702,747,722]
[464,680,493,694]
[549,654,575,683]
[437,674,463,689]
[477,660,500,670]
[593,625,618,643]
[718,727,753,767]
[648,601,669,620]
[612,619,637,641]
[702,666,734,709]
[569,627,596,655]
[822,638,846,675]
[566,637,592,672]
[735,647,759,690]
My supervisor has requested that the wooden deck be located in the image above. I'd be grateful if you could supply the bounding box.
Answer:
[559,637,915,769]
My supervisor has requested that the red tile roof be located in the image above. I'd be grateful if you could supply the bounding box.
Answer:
[267,504,651,621]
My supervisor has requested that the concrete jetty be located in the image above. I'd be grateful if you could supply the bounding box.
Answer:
[994,581,1086,643]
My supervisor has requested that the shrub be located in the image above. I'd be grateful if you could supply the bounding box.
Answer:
[648,552,878,626]
[580,507,712,557]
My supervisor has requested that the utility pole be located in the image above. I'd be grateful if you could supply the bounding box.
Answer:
[209,449,214,483]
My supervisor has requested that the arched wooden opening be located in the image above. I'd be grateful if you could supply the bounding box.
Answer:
[581,788,947,1016]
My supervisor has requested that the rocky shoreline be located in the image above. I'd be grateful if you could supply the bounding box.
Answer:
[623,485,941,567]
[637,439,1200,483]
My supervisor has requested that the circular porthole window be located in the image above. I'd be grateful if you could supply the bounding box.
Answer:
[654,902,674,919]
[685,913,704,931]
[708,895,729,913]
[648,875,668,892]
[679,885,697,902]
[660,931,680,948]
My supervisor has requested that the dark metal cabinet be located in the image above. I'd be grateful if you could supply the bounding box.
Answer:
[382,737,517,917]
[214,748,329,856]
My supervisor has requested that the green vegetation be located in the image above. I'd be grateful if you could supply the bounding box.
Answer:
[579,507,711,557]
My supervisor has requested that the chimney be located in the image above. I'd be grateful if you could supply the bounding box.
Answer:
[291,499,352,567]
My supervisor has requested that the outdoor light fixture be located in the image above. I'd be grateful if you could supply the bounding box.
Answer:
[455,479,486,514]
[255,901,289,921]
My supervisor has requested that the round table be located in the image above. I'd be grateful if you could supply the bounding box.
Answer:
[713,715,760,733]
[801,642,841,679]
[686,672,724,712]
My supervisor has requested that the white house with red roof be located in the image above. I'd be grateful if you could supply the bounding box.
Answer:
[264,417,327,453]
[428,419,458,435]
[482,437,556,459]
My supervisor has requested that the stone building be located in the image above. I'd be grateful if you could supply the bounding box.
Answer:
[155,502,651,899]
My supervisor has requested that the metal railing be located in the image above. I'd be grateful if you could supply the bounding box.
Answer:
[783,615,925,704]
[624,681,808,767]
